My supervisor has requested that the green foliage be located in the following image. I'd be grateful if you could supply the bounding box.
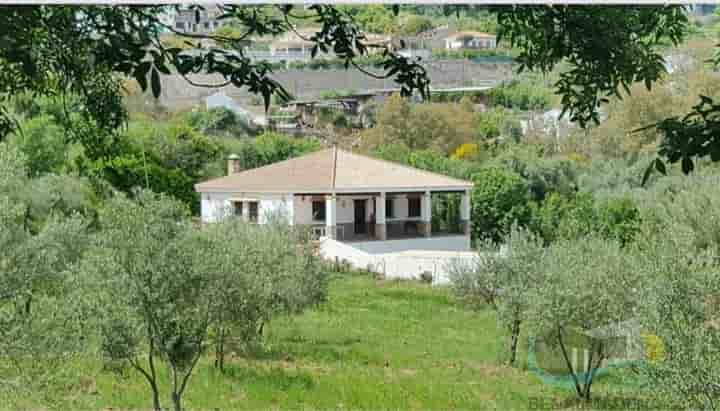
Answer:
[529,192,593,244]
[361,93,480,154]
[576,157,655,196]
[639,175,720,258]
[489,145,579,202]
[226,132,322,171]
[7,115,67,176]
[488,77,554,111]
[471,167,531,243]
[95,120,223,214]
[645,96,720,182]
[343,5,396,34]
[79,189,328,410]
[430,48,514,61]
[0,142,97,230]
[0,143,90,392]
[529,236,642,400]
[0,5,430,141]
[530,192,641,246]
[634,236,720,409]
[595,197,641,246]
[450,226,546,365]
[497,6,688,127]
[283,55,386,72]
[81,189,203,411]
[318,89,358,99]
[399,15,433,35]
[4,274,592,410]
[187,107,256,137]
[201,219,327,370]
[477,107,522,141]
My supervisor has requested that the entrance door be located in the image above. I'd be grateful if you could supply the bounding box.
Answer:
[354,199,366,235]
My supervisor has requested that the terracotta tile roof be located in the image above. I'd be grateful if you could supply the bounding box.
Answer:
[195,147,473,193]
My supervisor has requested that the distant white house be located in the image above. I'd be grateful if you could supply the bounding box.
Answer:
[444,31,497,50]
[205,92,266,126]
[268,28,390,59]
[195,147,476,283]
[172,7,227,34]
[269,29,318,56]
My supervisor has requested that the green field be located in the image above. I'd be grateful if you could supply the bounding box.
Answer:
[7,272,639,410]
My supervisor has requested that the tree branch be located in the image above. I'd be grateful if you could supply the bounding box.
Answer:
[180,73,232,89]
[557,326,584,398]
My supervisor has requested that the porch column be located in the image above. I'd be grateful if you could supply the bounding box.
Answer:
[326,194,337,239]
[241,201,249,222]
[461,190,471,235]
[375,192,387,240]
[420,190,432,237]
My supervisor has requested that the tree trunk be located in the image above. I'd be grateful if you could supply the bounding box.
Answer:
[171,365,183,411]
[148,343,161,411]
[172,391,182,411]
[557,327,584,399]
[214,326,226,372]
[582,342,604,401]
[150,381,161,411]
[24,294,32,315]
[174,347,202,411]
[130,352,161,411]
[508,318,521,366]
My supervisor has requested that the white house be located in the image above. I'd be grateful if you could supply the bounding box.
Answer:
[444,31,497,50]
[195,147,476,283]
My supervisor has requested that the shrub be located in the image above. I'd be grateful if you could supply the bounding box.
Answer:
[8,115,68,176]
[488,77,553,111]
[471,167,531,242]
[187,107,250,136]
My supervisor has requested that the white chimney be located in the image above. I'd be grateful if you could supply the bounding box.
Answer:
[227,154,242,175]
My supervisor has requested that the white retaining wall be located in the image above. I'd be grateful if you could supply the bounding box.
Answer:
[349,235,470,254]
[319,236,478,285]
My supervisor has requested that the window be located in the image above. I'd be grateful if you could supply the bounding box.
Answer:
[233,202,243,217]
[248,201,259,223]
[408,197,421,218]
[175,22,185,30]
[312,200,326,222]
[385,198,394,219]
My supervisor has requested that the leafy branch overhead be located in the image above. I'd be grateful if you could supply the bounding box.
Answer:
[496,6,688,128]
[0,4,430,141]
[641,96,720,184]
[0,4,707,175]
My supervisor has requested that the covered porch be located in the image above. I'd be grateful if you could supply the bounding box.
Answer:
[296,189,471,242]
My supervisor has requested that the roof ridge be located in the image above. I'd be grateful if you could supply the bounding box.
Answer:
[195,148,332,187]
[336,148,473,186]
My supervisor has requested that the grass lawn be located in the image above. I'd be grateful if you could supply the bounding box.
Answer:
[6,272,639,410]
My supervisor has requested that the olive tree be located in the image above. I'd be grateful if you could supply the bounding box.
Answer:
[80,190,328,410]
[633,226,720,409]
[0,143,89,392]
[199,219,327,372]
[449,226,545,366]
[80,189,208,411]
[528,236,643,401]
